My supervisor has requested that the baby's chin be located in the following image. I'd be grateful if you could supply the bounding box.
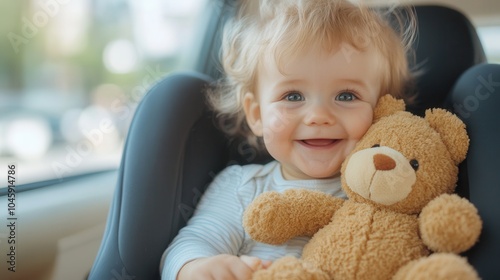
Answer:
[283,165,341,180]
[303,160,342,178]
[305,169,341,179]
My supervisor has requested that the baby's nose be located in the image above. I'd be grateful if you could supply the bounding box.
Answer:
[304,103,335,126]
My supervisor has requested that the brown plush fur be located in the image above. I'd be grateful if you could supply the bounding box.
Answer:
[243,95,482,280]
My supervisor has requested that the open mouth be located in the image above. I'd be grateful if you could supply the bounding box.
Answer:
[299,139,339,148]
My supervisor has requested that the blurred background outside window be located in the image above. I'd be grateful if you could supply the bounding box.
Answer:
[0,0,207,187]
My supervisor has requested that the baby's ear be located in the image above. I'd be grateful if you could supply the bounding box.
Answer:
[373,94,406,122]
[243,92,263,136]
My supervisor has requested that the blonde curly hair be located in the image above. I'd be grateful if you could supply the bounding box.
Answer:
[208,0,417,151]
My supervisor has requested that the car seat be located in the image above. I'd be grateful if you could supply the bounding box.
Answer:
[88,4,500,280]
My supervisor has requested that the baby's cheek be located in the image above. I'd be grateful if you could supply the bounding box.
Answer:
[265,107,294,133]
[342,140,359,159]
[262,112,294,144]
[352,110,374,139]
[266,115,287,134]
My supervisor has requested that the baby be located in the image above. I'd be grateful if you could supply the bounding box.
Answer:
[161,0,415,279]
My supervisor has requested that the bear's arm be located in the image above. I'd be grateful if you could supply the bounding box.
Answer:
[243,189,344,245]
[419,193,482,253]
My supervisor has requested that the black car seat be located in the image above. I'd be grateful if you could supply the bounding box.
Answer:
[88,4,499,280]
[449,63,500,278]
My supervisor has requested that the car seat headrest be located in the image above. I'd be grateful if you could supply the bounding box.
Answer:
[407,5,486,115]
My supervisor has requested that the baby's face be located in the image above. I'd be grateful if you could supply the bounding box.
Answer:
[246,43,384,180]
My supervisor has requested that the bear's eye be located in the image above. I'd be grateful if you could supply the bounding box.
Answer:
[372,144,380,148]
[410,159,419,171]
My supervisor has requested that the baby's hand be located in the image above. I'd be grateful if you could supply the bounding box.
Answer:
[240,255,272,271]
[177,254,270,280]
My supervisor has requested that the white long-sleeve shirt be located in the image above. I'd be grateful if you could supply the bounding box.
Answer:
[160,161,345,280]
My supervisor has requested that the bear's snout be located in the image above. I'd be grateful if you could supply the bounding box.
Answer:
[374,154,396,171]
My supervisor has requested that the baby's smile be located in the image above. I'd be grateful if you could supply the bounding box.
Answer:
[298,139,340,149]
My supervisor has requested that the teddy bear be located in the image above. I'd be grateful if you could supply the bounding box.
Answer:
[243,94,482,280]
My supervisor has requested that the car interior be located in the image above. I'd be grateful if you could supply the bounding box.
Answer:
[88,1,500,280]
[1,0,499,280]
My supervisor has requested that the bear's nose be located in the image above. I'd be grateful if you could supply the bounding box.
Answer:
[373,154,396,171]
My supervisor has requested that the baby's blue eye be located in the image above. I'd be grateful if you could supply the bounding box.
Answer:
[336,91,357,101]
[284,91,304,102]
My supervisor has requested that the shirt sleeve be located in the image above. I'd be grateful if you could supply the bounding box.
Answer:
[161,165,245,280]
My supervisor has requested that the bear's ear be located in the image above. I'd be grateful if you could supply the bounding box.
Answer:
[425,108,470,164]
[373,94,406,122]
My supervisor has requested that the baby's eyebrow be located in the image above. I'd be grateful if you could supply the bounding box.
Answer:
[336,78,369,90]
[273,78,306,89]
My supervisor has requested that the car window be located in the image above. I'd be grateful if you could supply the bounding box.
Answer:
[477,26,500,63]
[0,0,208,187]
